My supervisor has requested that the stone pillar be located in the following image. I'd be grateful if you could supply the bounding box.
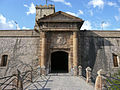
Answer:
[73,31,78,76]
[86,67,92,83]
[69,52,71,73]
[78,65,82,76]
[41,32,46,75]
[95,69,106,90]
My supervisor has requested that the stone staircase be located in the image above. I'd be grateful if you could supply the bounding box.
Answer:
[24,73,94,90]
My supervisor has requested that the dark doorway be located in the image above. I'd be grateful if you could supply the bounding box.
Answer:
[51,51,68,73]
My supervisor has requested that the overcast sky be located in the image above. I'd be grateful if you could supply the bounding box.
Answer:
[0,0,120,30]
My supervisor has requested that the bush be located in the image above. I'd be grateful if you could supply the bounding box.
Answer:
[106,70,120,90]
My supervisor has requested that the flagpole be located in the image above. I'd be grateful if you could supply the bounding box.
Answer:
[46,0,47,5]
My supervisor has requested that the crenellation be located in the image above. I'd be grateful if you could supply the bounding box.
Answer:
[36,4,55,9]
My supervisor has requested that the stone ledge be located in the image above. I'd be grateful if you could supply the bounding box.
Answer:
[0,30,40,37]
[36,4,55,9]
[79,30,120,37]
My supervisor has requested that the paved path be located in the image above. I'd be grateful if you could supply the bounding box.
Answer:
[24,73,94,90]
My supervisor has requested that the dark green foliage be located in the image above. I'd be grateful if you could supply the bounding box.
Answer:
[106,70,120,90]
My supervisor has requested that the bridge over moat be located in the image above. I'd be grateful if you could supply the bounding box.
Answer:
[24,73,94,90]
[0,66,120,90]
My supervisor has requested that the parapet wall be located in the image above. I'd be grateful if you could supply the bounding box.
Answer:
[0,30,120,37]
[0,30,39,37]
[36,4,55,9]
[79,30,120,37]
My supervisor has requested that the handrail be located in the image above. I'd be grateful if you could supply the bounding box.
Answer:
[105,75,120,82]
[0,75,14,87]
[102,74,120,89]
[2,78,17,89]
[0,74,15,79]
[0,66,41,90]
[78,66,120,89]
[106,76,120,88]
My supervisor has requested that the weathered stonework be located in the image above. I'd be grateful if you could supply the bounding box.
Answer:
[45,32,73,72]
[78,30,120,79]
[0,5,120,80]
[35,5,55,30]
[0,30,40,77]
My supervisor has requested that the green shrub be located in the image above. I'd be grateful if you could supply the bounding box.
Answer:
[106,70,120,90]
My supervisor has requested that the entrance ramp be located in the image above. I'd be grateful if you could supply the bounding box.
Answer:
[24,73,94,90]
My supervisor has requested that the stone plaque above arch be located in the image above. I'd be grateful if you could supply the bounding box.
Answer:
[49,32,71,48]
[55,34,67,45]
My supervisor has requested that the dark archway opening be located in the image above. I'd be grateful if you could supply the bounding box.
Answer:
[51,51,68,73]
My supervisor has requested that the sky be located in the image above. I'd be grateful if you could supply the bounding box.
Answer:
[0,0,120,30]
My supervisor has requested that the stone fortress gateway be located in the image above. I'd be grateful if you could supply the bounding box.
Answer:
[0,4,120,77]
[35,5,84,75]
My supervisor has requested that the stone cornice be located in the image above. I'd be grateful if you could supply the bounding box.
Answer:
[0,30,40,37]
[41,27,79,31]
[39,20,84,23]
[0,30,120,37]
[79,30,120,38]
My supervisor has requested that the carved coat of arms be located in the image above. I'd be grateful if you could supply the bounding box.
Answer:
[55,34,66,45]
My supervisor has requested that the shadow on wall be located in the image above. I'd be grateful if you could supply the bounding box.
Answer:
[78,30,114,81]
[0,38,38,77]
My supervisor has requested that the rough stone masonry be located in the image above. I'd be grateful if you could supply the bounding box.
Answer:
[0,5,120,81]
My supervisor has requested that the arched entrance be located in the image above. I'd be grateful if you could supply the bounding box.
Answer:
[51,51,68,73]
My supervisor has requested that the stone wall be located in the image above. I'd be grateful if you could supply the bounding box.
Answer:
[78,30,120,79]
[45,31,73,72]
[0,30,40,77]
[35,5,55,20]
[0,30,120,78]
[35,5,55,30]
[0,30,39,36]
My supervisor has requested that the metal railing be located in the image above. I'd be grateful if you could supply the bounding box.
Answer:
[103,74,120,89]
[78,66,120,90]
[0,66,45,90]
